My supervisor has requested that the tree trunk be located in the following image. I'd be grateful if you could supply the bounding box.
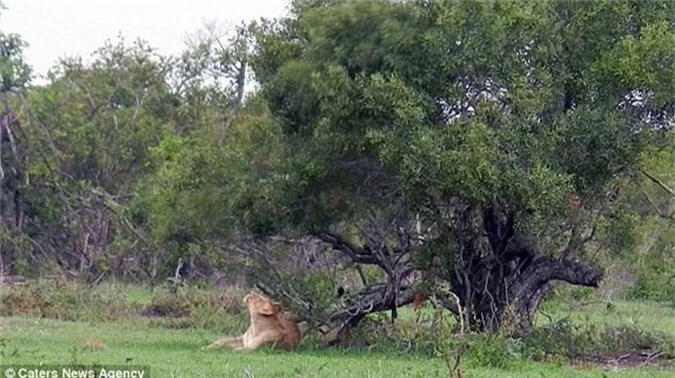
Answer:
[449,201,604,334]
[459,256,603,334]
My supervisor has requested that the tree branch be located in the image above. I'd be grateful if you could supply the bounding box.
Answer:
[638,184,674,220]
[640,169,675,197]
[219,59,246,145]
[514,256,603,299]
[315,232,381,265]
[329,283,415,323]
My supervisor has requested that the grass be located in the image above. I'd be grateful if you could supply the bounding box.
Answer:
[0,316,672,377]
[0,282,673,377]
[537,299,675,336]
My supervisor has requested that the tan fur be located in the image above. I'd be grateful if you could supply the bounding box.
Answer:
[202,292,301,352]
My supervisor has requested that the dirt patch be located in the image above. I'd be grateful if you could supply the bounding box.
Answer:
[572,351,674,370]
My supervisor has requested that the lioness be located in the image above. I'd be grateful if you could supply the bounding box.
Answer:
[202,292,301,351]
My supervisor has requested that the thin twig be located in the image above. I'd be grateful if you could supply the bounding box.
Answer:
[640,169,675,197]
[638,184,674,220]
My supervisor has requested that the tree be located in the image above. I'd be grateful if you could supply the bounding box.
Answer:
[0,8,32,276]
[170,21,255,141]
[1,26,261,281]
[246,0,674,336]
[615,133,675,302]
[5,37,177,280]
[145,0,674,340]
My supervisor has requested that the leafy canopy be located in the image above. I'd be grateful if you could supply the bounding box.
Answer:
[240,0,673,235]
[148,0,674,261]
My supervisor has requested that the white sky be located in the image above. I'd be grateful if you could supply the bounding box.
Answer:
[0,0,288,80]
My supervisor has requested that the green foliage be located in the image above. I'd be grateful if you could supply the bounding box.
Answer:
[143,285,248,330]
[24,37,175,192]
[625,136,675,302]
[465,334,525,370]
[0,0,673,349]
[1,37,184,280]
[131,0,675,335]
[144,100,298,245]
[0,32,31,91]
[624,216,675,302]
[318,298,675,369]
[0,281,248,331]
[211,0,675,336]
[0,281,143,321]
[597,206,642,256]
[524,319,674,361]
[239,0,675,241]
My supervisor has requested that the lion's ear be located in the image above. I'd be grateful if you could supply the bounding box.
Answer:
[259,302,282,315]
[259,303,276,315]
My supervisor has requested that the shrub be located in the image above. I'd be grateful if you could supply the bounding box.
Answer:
[0,280,141,321]
[142,285,248,330]
[524,319,675,360]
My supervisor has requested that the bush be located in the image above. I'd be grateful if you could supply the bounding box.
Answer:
[0,280,141,321]
[0,280,261,332]
[142,285,248,331]
[625,260,675,303]
[524,319,675,360]
[337,302,674,370]
[465,334,526,369]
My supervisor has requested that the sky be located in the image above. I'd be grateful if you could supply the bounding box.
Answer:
[0,0,288,80]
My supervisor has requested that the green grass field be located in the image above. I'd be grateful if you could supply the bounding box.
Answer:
[1,302,674,377]
[536,299,675,336]
[0,316,672,377]
[1,282,673,377]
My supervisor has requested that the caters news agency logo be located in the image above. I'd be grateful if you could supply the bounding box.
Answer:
[2,366,149,378]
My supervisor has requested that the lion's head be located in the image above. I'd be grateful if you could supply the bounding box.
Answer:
[202,291,302,351]
[244,292,282,317]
